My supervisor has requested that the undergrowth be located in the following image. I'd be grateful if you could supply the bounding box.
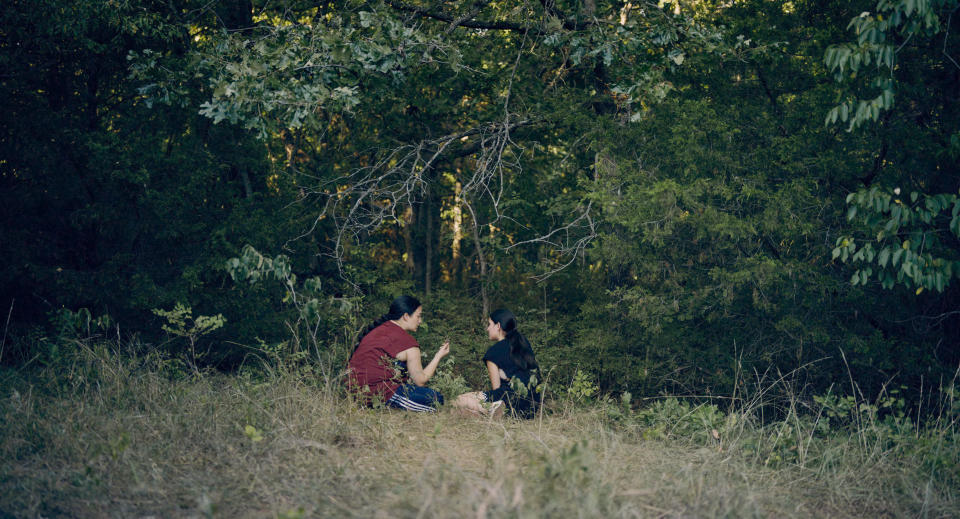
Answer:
[0,338,957,518]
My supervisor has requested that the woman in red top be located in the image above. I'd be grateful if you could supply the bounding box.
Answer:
[348,295,450,411]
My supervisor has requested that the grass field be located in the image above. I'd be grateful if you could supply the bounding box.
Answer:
[1,342,958,518]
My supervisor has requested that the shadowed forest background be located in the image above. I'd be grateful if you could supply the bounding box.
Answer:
[3,1,960,516]
[2,0,959,411]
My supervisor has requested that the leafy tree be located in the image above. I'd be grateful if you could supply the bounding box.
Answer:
[151,1,723,301]
[554,0,957,397]
[0,0,323,364]
[826,0,960,296]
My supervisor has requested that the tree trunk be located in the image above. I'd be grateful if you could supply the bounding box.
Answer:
[467,200,489,317]
[238,166,253,199]
[425,194,433,296]
[450,181,463,286]
[402,205,416,273]
[215,0,253,30]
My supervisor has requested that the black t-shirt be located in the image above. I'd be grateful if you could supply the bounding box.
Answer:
[482,339,532,385]
[482,339,539,417]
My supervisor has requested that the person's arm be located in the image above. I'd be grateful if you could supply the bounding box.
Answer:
[398,340,450,386]
[486,360,501,390]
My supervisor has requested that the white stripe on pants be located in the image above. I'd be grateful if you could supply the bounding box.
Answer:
[387,392,437,412]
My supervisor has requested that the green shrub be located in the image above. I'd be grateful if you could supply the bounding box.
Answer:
[636,397,726,444]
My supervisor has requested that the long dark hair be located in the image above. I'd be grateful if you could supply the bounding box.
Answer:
[490,308,538,372]
[352,295,421,354]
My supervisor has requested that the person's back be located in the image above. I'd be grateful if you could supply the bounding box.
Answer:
[348,320,417,403]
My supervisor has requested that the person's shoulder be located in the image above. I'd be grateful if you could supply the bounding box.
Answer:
[484,339,509,358]
[367,321,403,339]
[381,322,418,350]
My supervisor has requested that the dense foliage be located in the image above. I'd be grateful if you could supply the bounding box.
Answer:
[2,0,958,414]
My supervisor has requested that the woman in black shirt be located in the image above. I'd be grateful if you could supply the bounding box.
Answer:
[453,309,540,418]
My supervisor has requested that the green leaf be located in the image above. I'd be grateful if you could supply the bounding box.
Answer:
[826,107,838,125]
[892,247,904,267]
[878,247,891,267]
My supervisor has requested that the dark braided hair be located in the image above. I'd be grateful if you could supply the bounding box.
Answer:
[490,308,538,372]
[352,295,422,354]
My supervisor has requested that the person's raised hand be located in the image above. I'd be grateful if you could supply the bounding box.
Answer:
[436,339,451,359]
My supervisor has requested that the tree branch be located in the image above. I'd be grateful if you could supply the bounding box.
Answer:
[383,0,532,33]
[445,0,493,33]
[942,6,960,71]
[289,117,535,285]
[505,200,598,282]
[383,0,600,34]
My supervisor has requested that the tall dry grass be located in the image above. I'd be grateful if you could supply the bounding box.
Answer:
[1,339,957,518]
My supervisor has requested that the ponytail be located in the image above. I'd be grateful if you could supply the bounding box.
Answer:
[352,295,422,354]
[490,309,538,372]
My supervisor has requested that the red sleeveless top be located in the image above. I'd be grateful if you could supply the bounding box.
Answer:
[347,321,419,402]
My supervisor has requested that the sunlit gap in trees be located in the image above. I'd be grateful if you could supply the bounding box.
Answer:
[266,173,282,194]
[189,25,207,43]
[440,171,463,263]
[252,9,320,28]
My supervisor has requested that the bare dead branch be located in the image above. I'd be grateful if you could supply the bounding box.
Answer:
[288,117,533,284]
[506,200,598,281]
[943,6,960,71]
